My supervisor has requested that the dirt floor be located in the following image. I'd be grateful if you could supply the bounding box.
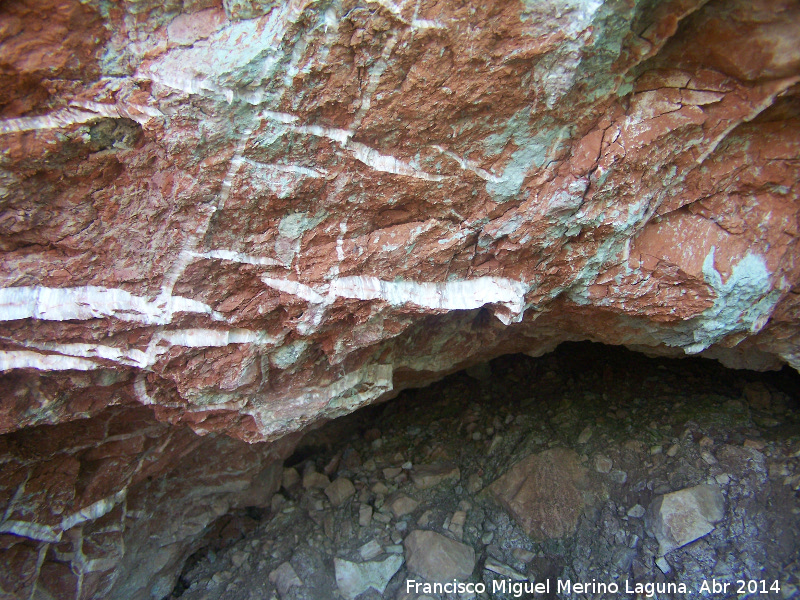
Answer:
[166,342,800,600]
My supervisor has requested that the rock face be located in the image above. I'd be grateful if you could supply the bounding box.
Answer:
[0,0,799,597]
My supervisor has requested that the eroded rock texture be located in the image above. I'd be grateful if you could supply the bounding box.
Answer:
[0,0,799,597]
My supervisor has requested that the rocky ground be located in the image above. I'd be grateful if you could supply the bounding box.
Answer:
[165,343,800,600]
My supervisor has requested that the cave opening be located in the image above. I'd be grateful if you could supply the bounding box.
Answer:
[167,341,800,600]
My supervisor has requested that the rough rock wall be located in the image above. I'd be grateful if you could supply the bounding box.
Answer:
[0,0,798,597]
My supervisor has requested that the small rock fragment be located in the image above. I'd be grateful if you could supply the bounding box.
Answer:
[411,463,461,489]
[359,539,382,560]
[359,504,373,527]
[466,473,483,494]
[489,448,590,540]
[404,530,476,581]
[448,510,467,540]
[282,468,300,490]
[609,469,627,484]
[594,456,613,473]
[334,556,404,600]
[303,470,330,490]
[325,477,355,507]
[666,444,680,457]
[511,548,535,563]
[485,559,527,580]
[388,493,419,518]
[627,504,645,519]
[577,426,593,444]
[269,562,303,598]
[648,484,725,556]
[383,467,402,479]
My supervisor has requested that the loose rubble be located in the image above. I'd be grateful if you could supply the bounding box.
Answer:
[167,343,800,600]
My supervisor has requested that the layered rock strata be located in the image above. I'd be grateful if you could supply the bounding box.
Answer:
[1,0,799,597]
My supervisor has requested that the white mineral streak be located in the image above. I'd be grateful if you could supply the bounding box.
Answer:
[329,276,527,313]
[0,520,62,543]
[262,277,326,304]
[1,328,280,372]
[158,328,276,347]
[291,122,353,145]
[348,142,444,181]
[0,286,221,324]
[0,489,127,544]
[432,145,502,182]
[60,490,127,531]
[0,351,100,371]
[0,102,162,134]
[134,373,156,405]
[247,160,327,179]
[189,249,284,267]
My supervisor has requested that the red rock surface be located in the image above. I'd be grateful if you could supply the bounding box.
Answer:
[0,0,799,596]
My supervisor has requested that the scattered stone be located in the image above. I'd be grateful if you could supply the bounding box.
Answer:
[577,425,593,444]
[359,504,373,527]
[373,511,392,524]
[511,548,535,563]
[715,473,731,485]
[648,484,725,556]
[595,456,613,473]
[383,467,402,479]
[334,556,404,600]
[417,510,432,527]
[666,444,680,457]
[700,451,718,465]
[303,471,330,490]
[282,468,300,490]
[488,448,591,539]
[655,556,671,574]
[411,463,461,489]
[627,504,645,519]
[404,530,476,581]
[269,562,303,598]
[372,482,389,495]
[448,510,467,540]
[359,539,382,560]
[230,550,248,567]
[324,453,341,476]
[610,469,628,484]
[744,439,767,451]
[466,473,483,494]
[388,494,419,518]
[325,477,356,507]
[485,559,527,580]
[271,494,286,512]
